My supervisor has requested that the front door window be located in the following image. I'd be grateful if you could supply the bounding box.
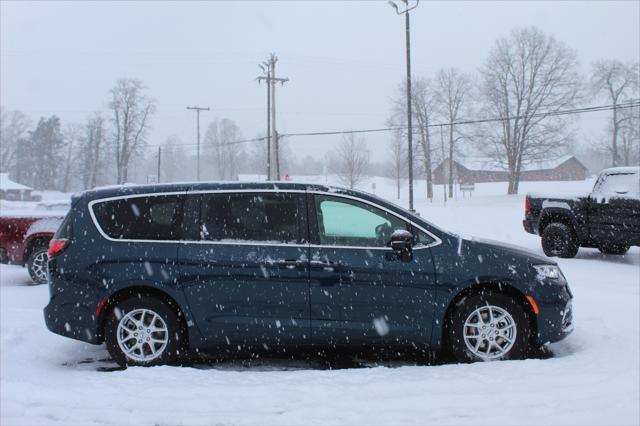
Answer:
[314,195,408,247]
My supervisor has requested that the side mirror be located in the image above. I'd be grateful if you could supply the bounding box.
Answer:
[388,229,414,262]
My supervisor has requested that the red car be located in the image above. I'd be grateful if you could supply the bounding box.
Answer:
[0,215,63,284]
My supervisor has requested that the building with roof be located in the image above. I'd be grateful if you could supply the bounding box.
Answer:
[0,173,34,201]
[433,155,589,185]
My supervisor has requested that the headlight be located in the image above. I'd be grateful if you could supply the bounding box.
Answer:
[534,264,565,282]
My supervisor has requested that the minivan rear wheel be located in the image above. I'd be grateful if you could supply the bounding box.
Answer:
[447,292,530,363]
[105,297,186,367]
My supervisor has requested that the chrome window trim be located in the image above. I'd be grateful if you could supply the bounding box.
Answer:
[87,188,442,249]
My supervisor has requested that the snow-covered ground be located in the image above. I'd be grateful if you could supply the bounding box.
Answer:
[1,178,639,425]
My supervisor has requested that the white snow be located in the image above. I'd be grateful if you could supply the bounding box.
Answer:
[1,178,639,425]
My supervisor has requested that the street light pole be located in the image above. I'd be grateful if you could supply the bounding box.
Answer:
[389,0,419,211]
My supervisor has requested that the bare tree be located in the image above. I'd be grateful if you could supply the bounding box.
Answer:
[79,112,107,189]
[386,128,405,199]
[618,104,640,166]
[0,107,31,174]
[412,78,438,200]
[481,27,580,194]
[329,133,370,189]
[160,135,189,182]
[21,116,65,190]
[204,118,243,180]
[434,68,472,197]
[61,123,83,192]
[108,78,155,183]
[591,60,640,166]
[389,78,437,200]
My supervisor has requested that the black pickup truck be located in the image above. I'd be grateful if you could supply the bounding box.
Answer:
[523,167,640,258]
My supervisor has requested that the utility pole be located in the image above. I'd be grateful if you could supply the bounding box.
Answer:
[256,53,288,180]
[186,106,210,181]
[440,125,446,205]
[157,146,161,183]
[258,61,272,180]
[389,0,419,211]
[275,131,280,180]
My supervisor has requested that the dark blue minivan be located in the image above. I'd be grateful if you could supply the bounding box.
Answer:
[44,182,573,367]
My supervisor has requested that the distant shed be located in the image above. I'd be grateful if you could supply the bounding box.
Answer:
[0,173,34,201]
[433,155,589,184]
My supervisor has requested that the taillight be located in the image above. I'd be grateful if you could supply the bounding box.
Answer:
[524,197,531,215]
[48,239,69,257]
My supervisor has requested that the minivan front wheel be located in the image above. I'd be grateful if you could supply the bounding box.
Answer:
[448,292,530,363]
[105,297,186,367]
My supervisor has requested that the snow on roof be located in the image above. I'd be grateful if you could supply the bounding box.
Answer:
[454,155,579,172]
[0,173,32,191]
[599,166,640,175]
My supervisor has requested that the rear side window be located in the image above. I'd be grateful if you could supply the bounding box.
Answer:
[199,192,302,243]
[54,210,74,239]
[592,172,640,201]
[92,195,184,240]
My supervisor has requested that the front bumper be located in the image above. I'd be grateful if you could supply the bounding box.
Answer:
[534,283,574,344]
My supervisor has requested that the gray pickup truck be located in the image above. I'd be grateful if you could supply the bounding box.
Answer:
[523,167,640,258]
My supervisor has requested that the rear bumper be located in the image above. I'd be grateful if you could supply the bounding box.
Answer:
[43,261,102,345]
[522,218,537,235]
[44,293,101,344]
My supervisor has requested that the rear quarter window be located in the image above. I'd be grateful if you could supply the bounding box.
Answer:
[92,195,184,240]
[53,211,74,239]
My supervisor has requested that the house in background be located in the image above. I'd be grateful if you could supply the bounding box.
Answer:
[0,173,35,201]
[433,155,589,185]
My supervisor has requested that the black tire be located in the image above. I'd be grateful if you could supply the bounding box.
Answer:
[541,223,579,258]
[27,246,49,285]
[447,291,531,363]
[598,244,630,255]
[105,297,187,367]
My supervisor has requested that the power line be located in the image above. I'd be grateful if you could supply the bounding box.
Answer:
[144,100,639,152]
[282,100,640,138]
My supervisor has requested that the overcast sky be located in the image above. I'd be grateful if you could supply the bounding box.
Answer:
[1,0,639,164]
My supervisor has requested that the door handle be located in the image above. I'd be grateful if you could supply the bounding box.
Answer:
[310,259,340,272]
[275,259,306,270]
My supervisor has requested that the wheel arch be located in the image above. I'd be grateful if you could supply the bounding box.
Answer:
[538,209,578,238]
[97,284,190,347]
[441,281,538,348]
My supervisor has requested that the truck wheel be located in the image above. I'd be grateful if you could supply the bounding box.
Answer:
[447,292,530,363]
[105,297,187,367]
[27,246,49,284]
[541,223,578,258]
[598,244,629,255]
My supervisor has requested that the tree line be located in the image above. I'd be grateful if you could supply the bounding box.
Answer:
[385,26,639,197]
[1,26,638,195]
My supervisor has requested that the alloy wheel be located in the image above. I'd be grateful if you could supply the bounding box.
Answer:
[463,304,517,360]
[116,308,169,362]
